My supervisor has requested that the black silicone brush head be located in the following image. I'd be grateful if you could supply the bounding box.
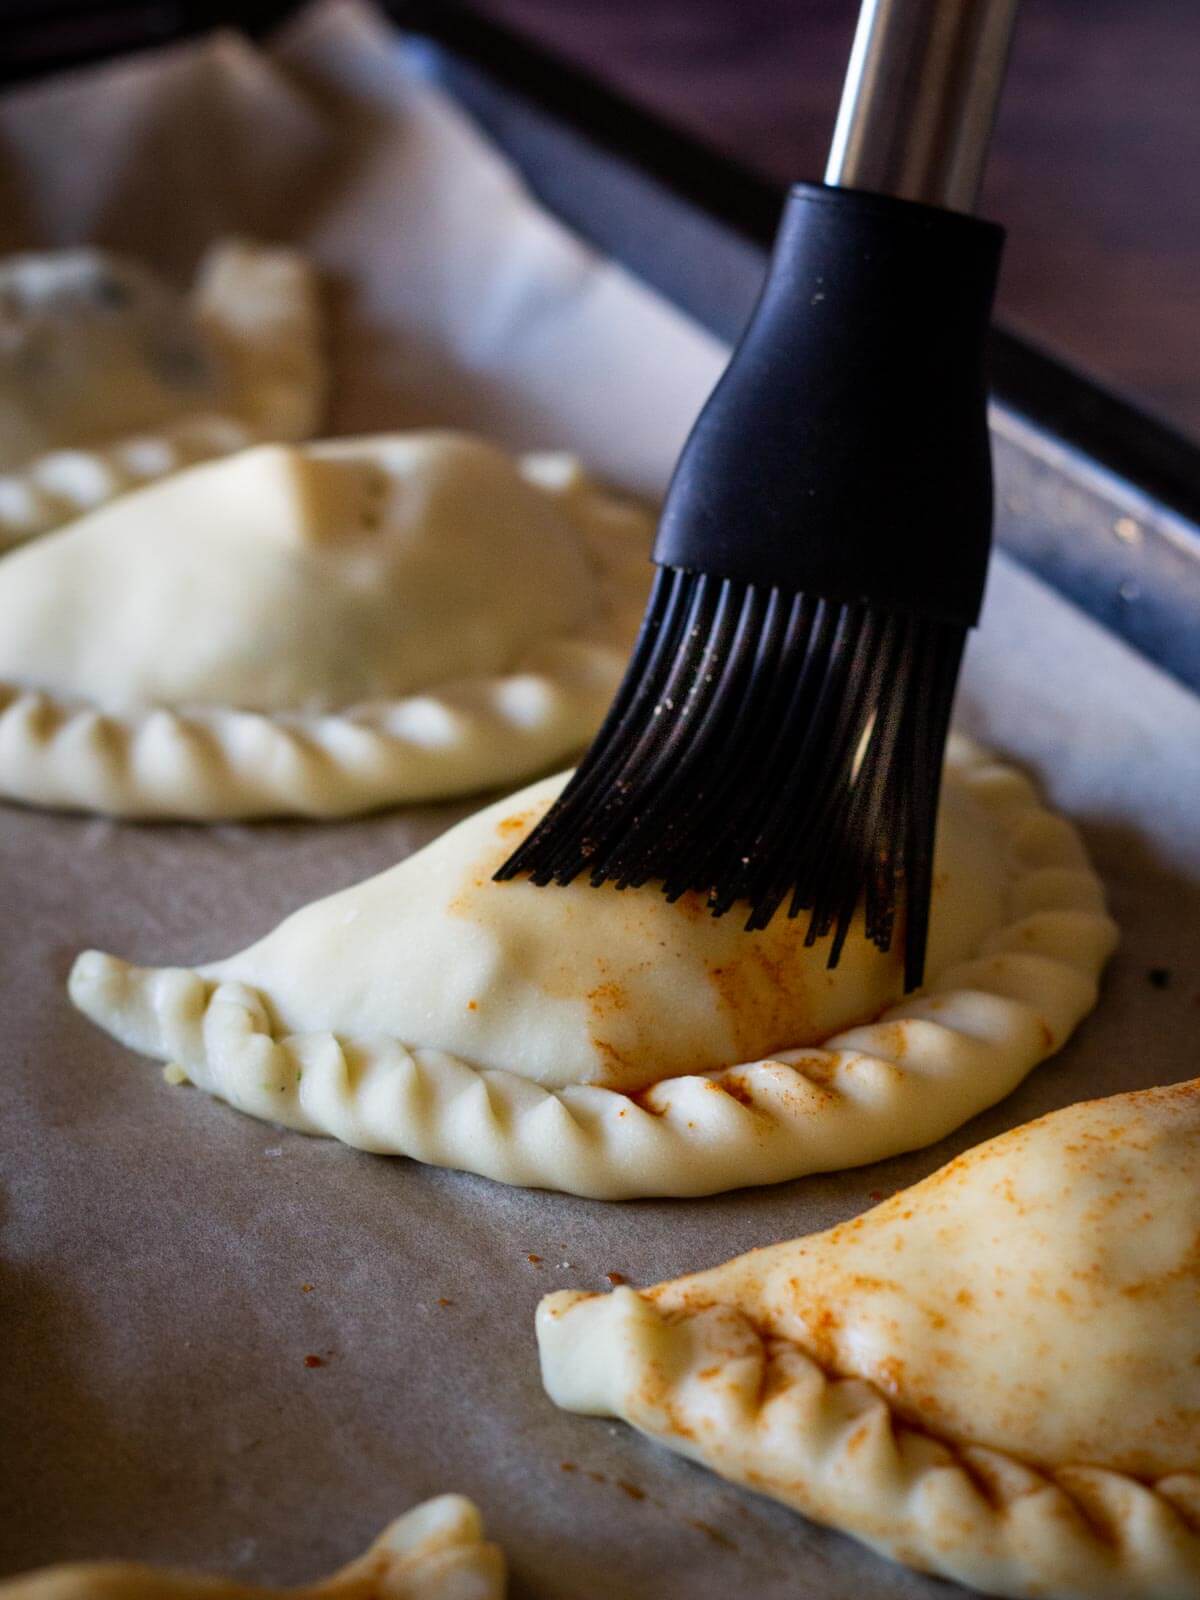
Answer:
[495,568,964,990]
[496,186,1004,991]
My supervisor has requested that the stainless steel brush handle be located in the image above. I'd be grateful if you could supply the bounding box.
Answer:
[505,1,1016,979]
[826,0,1020,213]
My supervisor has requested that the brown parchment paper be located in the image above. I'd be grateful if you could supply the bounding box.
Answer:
[1,6,1198,1597]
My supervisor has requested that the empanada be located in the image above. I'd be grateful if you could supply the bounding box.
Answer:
[0,432,651,817]
[539,1079,1200,1598]
[70,736,1115,1197]
[0,1495,503,1600]
[0,241,322,548]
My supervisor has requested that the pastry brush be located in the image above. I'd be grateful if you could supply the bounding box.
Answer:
[497,0,1019,991]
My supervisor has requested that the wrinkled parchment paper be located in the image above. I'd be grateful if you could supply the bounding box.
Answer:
[2,6,1198,1597]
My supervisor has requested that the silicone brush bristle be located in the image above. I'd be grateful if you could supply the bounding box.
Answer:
[494,565,964,991]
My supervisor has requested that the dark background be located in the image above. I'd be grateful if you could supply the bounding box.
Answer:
[471,0,1200,441]
[4,0,1199,440]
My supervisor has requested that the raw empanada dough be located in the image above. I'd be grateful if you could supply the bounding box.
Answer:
[0,432,652,817]
[70,736,1115,1197]
[539,1082,1200,1600]
[0,1496,504,1600]
[0,241,323,548]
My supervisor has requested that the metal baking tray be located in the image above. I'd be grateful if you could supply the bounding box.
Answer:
[393,2,1200,698]
[4,0,1198,693]
[0,8,1197,1600]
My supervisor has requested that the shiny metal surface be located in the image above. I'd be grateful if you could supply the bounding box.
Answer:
[825,0,1021,212]
[413,29,1200,695]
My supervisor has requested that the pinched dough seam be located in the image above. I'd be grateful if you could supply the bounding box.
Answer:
[0,242,323,551]
[0,637,630,819]
[0,415,258,550]
[191,239,325,447]
[0,488,648,818]
[0,1494,505,1600]
[68,746,1118,1197]
[536,1287,1200,1600]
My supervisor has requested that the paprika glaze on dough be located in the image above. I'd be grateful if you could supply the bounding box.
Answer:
[539,1079,1200,1599]
[70,736,1116,1197]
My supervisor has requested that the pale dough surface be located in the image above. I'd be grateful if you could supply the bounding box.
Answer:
[0,241,323,547]
[0,432,652,817]
[538,1079,1200,1599]
[69,735,1116,1196]
[0,1496,503,1600]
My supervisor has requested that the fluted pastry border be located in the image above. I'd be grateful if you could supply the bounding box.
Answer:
[69,739,1117,1196]
[0,460,650,819]
[536,1282,1200,1600]
[0,240,323,551]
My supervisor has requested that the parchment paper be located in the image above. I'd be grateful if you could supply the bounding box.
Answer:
[1,7,1198,1597]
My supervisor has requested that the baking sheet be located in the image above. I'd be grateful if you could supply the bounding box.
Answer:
[2,6,1199,1597]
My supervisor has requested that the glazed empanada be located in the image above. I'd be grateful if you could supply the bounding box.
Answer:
[0,1495,504,1600]
[539,1079,1200,1598]
[0,431,651,817]
[0,242,322,548]
[70,737,1115,1196]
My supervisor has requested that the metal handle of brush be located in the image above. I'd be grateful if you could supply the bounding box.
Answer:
[653,0,1015,625]
[826,0,1021,213]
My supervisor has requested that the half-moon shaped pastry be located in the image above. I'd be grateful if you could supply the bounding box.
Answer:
[0,431,651,817]
[0,241,323,549]
[0,1495,504,1600]
[70,736,1115,1197]
[539,1079,1200,1598]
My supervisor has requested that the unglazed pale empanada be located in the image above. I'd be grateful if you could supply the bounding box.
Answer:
[70,737,1115,1197]
[539,1080,1200,1599]
[0,1496,504,1600]
[0,241,323,548]
[0,432,652,817]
